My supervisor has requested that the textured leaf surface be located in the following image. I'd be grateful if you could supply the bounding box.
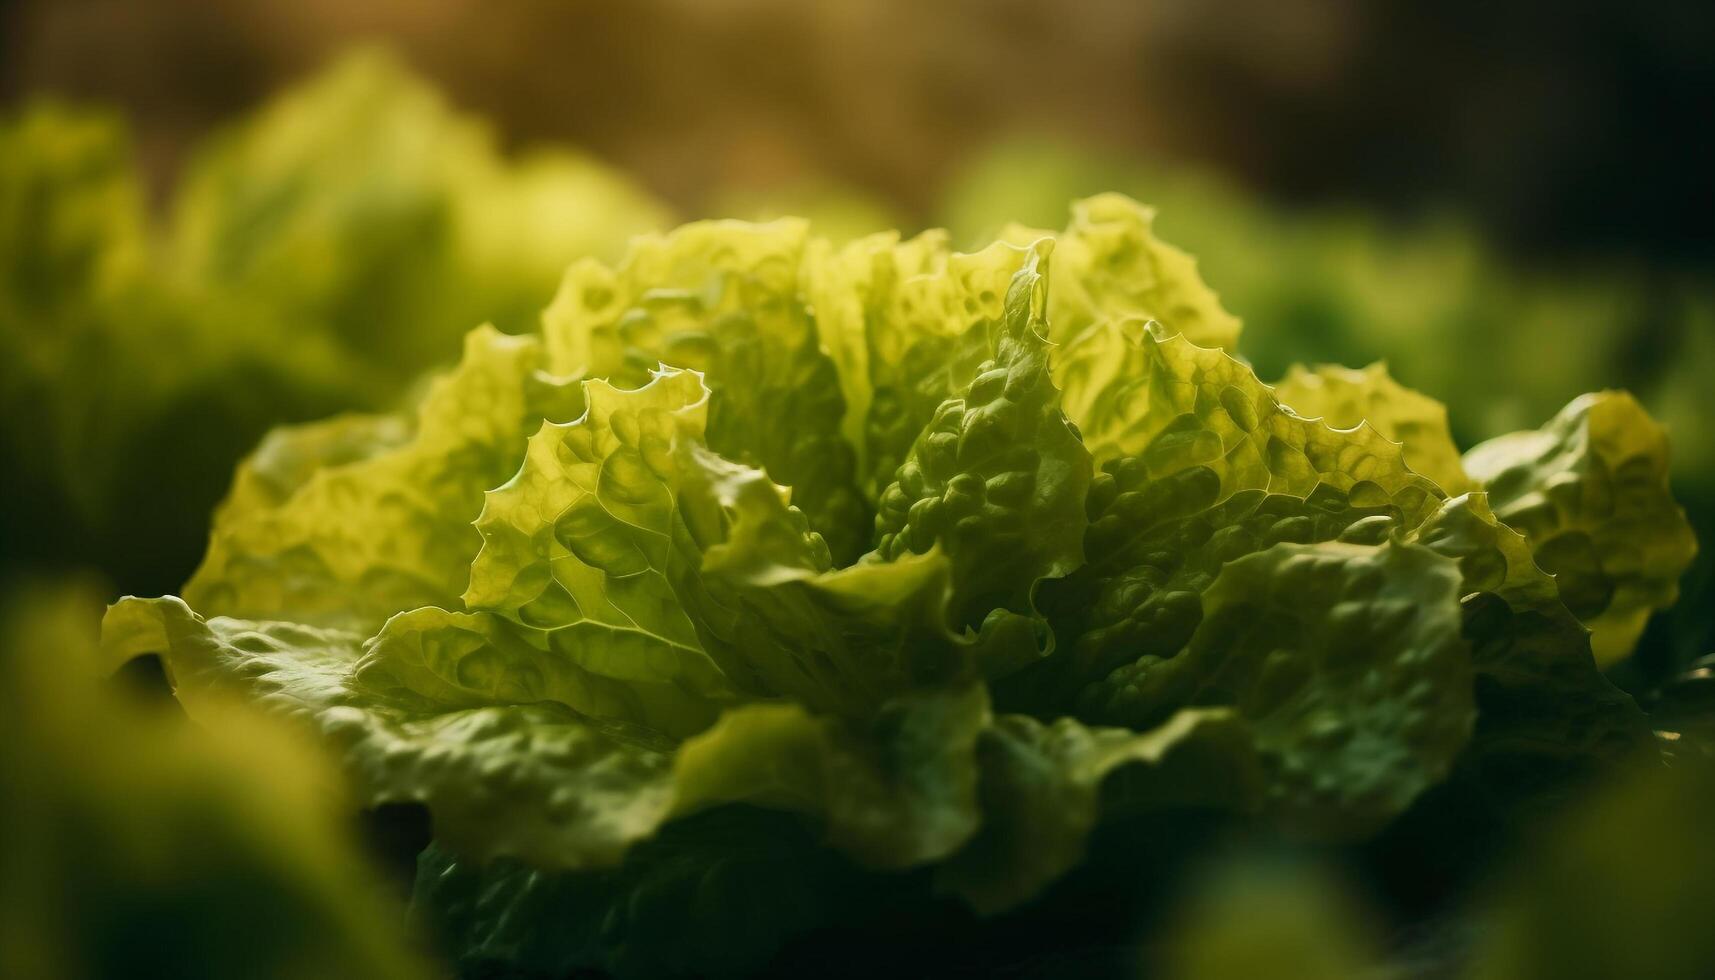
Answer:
[102,596,679,869]
[186,327,583,632]
[1274,361,1472,493]
[1025,327,1444,709]
[671,683,989,868]
[871,245,1092,643]
[1002,192,1241,352]
[461,365,737,724]
[1079,541,1473,837]
[1464,391,1697,664]
[542,218,869,562]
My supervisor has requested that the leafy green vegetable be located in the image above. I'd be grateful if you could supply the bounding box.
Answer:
[187,327,585,632]
[1273,361,1472,493]
[999,192,1242,353]
[99,195,1699,977]
[869,243,1092,648]
[1465,391,1698,665]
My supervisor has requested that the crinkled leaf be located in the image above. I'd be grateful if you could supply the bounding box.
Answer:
[825,236,1038,501]
[1001,192,1241,352]
[871,246,1093,645]
[688,451,979,715]
[542,218,869,562]
[104,593,991,876]
[1273,361,1472,493]
[102,596,678,869]
[803,227,963,494]
[186,326,583,632]
[1079,540,1473,838]
[1464,390,1698,665]
[463,364,972,718]
[461,366,740,722]
[819,194,1234,506]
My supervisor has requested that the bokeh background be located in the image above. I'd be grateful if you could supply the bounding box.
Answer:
[8,0,1714,262]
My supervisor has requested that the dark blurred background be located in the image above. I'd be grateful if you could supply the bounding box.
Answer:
[5,0,1711,269]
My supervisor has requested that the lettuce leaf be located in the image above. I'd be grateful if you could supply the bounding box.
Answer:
[186,327,584,632]
[1465,391,1698,665]
[1273,361,1472,493]
[1022,324,1444,709]
[1000,193,1241,352]
[92,197,1701,975]
[869,244,1092,645]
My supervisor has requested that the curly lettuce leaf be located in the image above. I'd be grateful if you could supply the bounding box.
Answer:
[686,456,981,715]
[1022,326,1444,708]
[186,326,583,632]
[827,237,1041,502]
[814,194,1235,508]
[1079,540,1473,838]
[1001,192,1241,352]
[459,366,738,723]
[542,218,869,562]
[102,593,991,876]
[871,245,1093,646]
[462,362,983,720]
[1464,391,1698,665]
[1273,361,1472,493]
[112,359,1001,876]
[102,595,680,869]
[802,226,958,489]
[670,683,989,868]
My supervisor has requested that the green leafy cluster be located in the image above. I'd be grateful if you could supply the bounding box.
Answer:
[103,195,1696,976]
[0,50,667,592]
[943,141,1715,483]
